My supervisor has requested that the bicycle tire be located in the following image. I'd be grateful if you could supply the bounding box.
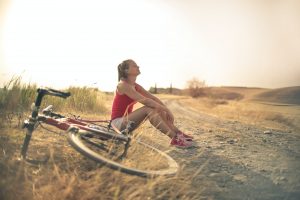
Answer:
[67,129,179,177]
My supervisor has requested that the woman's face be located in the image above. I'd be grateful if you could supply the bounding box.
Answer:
[127,60,140,76]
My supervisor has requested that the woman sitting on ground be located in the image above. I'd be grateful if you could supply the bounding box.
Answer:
[110,59,193,148]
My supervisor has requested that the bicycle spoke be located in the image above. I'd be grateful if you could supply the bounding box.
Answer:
[81,135,109,152]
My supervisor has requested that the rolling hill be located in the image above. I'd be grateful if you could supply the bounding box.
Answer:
[252,86,300,105]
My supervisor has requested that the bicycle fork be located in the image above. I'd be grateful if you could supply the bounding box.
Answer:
[20,89,47,162]
[118,121,135,160]
[118,138,131,160]
[20,117,38,159]
[20,88,70,163]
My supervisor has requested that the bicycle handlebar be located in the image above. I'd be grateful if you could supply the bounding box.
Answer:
[31,88,70,118]
[38,88,71,99]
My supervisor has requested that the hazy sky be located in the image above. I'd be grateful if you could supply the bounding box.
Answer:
[1,0,300,91]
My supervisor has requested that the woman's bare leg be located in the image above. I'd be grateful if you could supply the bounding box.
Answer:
[160,111,181,132]
[122,106,177,138]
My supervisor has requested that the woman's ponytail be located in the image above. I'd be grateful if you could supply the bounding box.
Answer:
[117,59,131,81]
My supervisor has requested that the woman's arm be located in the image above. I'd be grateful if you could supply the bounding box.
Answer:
[135,84,164,105]
[118,83,169,113]
[135,84,175,122]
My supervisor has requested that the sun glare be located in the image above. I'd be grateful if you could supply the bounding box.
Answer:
[2,0,184,91]
[1,0,300,90]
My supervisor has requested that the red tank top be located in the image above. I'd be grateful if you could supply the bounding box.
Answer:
[111,83,140,120]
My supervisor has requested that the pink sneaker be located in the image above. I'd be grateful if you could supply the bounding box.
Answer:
[177,131,194,141]
[170,135,193,148]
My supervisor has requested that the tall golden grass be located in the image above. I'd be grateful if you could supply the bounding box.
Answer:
[0,76,203,200]
[0,76,108,127]
[0,120,201,200]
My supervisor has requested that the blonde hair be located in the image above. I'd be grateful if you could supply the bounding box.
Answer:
[117,59,132,81]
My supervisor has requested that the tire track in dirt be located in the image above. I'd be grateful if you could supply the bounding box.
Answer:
[162,98,300,200]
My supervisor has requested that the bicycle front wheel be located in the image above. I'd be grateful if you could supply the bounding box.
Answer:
[67,129,179,177]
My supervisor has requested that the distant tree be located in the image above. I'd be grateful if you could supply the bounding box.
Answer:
[169,83,172,94]
[186,77,206,98]
[149,83,158,94]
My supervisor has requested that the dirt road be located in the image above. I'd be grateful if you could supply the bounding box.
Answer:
[158,98,300,199]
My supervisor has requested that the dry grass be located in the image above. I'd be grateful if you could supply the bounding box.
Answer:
[0,123,202,200]
[0,82,203,200]
[0,77,109,128]
[179,97,300,131]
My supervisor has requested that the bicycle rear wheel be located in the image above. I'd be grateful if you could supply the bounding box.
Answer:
[67,128,178,177]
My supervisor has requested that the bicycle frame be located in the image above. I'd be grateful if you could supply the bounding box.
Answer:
[35,113,129,142]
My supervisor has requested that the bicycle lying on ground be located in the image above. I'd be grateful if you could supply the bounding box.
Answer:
[20,88,178,177]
